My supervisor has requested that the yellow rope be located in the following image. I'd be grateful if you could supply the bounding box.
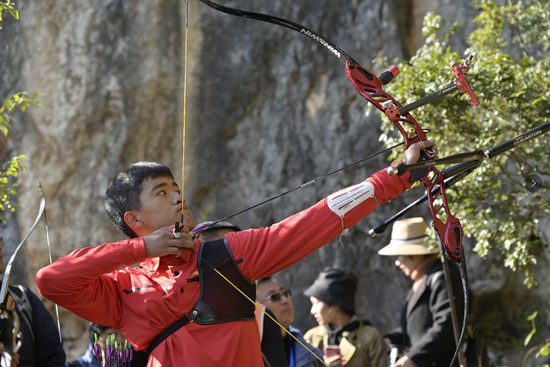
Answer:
[181,0,189,215]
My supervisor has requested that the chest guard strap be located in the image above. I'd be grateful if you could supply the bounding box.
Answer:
[193,238,256,325]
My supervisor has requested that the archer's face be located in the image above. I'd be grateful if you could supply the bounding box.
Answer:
[129,176,195,236]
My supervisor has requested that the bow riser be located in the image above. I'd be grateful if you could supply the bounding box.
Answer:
[345,59,463,261]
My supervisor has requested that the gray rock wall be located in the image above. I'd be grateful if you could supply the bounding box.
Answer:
[1,0,548,364]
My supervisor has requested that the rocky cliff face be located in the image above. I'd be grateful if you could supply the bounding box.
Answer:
[1,0,548,364]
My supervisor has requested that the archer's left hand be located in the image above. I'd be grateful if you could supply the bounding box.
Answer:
[401,138,439,165]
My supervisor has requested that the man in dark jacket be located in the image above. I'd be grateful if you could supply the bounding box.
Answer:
[1,237,66,367]
[378,218,464,367]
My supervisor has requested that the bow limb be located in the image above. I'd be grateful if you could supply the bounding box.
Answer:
[40,182,63,343]
[0,183,45,305]
[199,0,353,64]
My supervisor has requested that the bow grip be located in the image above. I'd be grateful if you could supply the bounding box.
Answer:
[386,150,430,182]
[410,150,429,182]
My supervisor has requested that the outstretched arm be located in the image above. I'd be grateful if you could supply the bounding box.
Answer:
[230,141,438,280]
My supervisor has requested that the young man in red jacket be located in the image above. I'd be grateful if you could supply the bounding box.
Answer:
[36,139,436,367]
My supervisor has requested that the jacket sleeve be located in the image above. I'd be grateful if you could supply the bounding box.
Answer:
[367,328,388,367]
[25,286,66,367]
[229,164,413,280]
[407,267,464,366]
[35,238,147,329]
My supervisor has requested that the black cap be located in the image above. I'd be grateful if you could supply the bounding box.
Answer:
[303,268,358,314]
[197,221,242,232]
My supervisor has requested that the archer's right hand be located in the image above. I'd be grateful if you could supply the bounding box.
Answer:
[143,225,194,258]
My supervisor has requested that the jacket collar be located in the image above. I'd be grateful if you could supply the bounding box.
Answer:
[406,261,443,316]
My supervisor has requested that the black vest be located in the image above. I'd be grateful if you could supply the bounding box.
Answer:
[192,238,256,324]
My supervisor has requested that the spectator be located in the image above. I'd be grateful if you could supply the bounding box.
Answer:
[257,277,324,367]
[378,217,463,367]
[0,237,65,367]
[303,268,386,367]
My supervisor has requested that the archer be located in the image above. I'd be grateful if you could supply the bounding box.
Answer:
[36,140,436,367]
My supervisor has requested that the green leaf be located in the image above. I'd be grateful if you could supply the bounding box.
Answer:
[526,311,538,321]
[7,6,18,20]
[524,328,536,346]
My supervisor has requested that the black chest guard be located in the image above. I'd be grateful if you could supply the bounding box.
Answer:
[147,238,256,355]
[192,238,256,325]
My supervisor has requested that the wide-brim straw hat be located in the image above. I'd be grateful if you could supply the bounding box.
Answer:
[377,217,438,256]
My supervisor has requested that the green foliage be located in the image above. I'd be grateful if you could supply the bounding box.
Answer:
[1,92,41,137]
[0,92,40,222]
[375,0,550,286]
[519,311,550,367]
[0,2,42,222]
[0,0,19,29]
[1,1,43,222]
[0,155,26,222]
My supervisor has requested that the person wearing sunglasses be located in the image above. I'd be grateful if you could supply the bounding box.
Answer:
[257,277,324,367]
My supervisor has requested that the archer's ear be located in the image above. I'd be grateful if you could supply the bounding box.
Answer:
[124,211,142,231]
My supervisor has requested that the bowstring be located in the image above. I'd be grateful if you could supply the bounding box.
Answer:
[181,0,189,218]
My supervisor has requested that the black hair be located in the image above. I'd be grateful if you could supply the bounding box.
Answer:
[105,161,174,238]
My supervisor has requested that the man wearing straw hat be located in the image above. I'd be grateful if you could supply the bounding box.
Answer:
[378,217,463,367]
